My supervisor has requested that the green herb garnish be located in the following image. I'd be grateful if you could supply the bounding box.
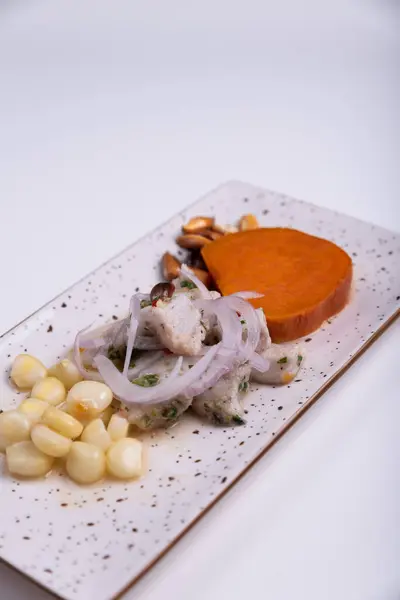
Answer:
[108,346,143,369]
[240,319,246,325]
[132,373,159,387]
[107,345,123,362]
[162,406,178,420]
[181,280,197,290]
[140,299,152,309]
[297,354,303,366]
[238,380,249,393]
[212,412,225,425]
[232,414,245,425]
[277,356,288,364]
[141,415,152,428]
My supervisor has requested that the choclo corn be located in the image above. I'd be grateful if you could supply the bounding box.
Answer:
[66,381,113,420]
[18,398,49,424]
[48,359,83,390]
[42,406,83,439]
[31,377,66,406]
[66,441,106,484]
[107,414,129,441]
[99,405,114,427]
[81,419,112,451]
[106,438,142,479]
[6,441,54,477]
[31,424,72,457]
[0,410,31,452]
[10,354,47,389]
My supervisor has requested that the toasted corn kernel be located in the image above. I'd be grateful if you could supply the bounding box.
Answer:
[175,234,212,249]
[162,252,182,281]
[182,216,214,234]
[239,214,259,231]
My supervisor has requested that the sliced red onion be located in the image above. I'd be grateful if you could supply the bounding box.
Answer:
[227,296,269,372]
[134,335,165,351]
[233,291,264,299]
[77,322,108,350]
[94,343,221,405]
[223,296,260,357]
[73,326,104,382]
[180,264,212,299]
[198,295,269,372]
[122,294,141,377]
[185,348,236,397]
[250,353,270,372]
[78,335,107,350]
[127,351,163,379]
[196,298,243,350]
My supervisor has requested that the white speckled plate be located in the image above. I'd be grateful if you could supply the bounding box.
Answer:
[1,181,399,600]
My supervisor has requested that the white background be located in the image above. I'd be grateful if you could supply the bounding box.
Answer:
[0,1,399,599]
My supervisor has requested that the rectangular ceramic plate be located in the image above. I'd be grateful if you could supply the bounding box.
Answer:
[1,181,399,600]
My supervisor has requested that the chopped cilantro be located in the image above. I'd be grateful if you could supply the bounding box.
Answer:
[141,415,152,428]
[297,354,303,365]
[240,319,246,325]
[238,380,249,393]
[107,346,123,362]
[232,415,245,425]
[212,412,225,425]
[132,373,159,387]
[181,280,196,290]
[108,346,143,369]
[162,406,178,420]
[277,356,288,364]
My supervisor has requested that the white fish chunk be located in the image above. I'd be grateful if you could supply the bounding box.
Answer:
[252,344,304,385]
[192,362,251,425]
[150,294,205,356]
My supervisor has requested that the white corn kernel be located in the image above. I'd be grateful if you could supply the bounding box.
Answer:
[31,377,66,406]
[6,441,54,477]
[10,354,47,389]
[106,438,142,479]
[81,419,112,451]
[18,398,49,425]
[66,441,106,484]
[31,424,72,457]
[99,405,114,426]
[107,413,129,441]
[66,381,113,420]
[42,406,83,439]
[0,410,31,452]
[48,359,83,390]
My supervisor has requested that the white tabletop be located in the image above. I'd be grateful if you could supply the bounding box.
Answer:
[1,1,399,599]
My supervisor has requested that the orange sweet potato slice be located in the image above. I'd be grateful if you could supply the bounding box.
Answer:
[202,227,353,342]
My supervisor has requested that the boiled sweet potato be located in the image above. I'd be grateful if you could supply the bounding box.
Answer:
[202,227,352,342]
